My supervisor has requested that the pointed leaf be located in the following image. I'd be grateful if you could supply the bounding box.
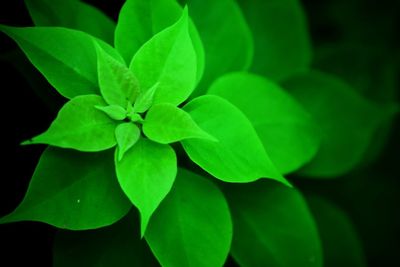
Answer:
[115,123,141,161]
[0,25,123,98]
[143,103,216,144]
[23,95,118,152]
[145,168,232,267]
[130,7,197,106]
[95,105,127,121]
[225,180,323,267]
[115,138,177,237]
[25,0,115,44]
[0,147,131,230]
[182,95,287,184]
[208,72,321,174]
[133,82,158,113]
[96,43,140,107]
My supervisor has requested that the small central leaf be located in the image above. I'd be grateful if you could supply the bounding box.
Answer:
[133,82,159,113]
[115,123,141,161]
[95,105,127,121]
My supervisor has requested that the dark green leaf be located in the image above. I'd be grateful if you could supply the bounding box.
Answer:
[95,105,127,121]
[115,122,141,161]
[145,168,232,267]
[23,95,118,152]
[225,180,323,267]
[0,147,131,230]
[182,95,287,184]
[208,72,320,174]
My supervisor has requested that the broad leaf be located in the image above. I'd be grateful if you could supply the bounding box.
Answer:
[182,95,287,184]
[282,71,396,177]
[208,72,320,174]
[130,7,197,106]
[95,43,140,107]
[25,0,115,44]
[0,25,123,98]
[115,122,141,161]
[95,105,127,121]
[225,180,323,267]
[23,95,118,152]
[143,103,216,144]
[145,168,232,267]
[237,0,312,81]
[0,147,131,230]
[115,138,177,237]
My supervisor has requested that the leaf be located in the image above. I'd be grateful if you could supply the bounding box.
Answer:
[0,147,131,230]
[23,95,118,152]
[143,103,216,144]
[208,72,321,174]
[182,95,287,184]
[115,138,177,237]
[115,123,141,161]
[282,71,395,177]
[225,180,323,267]
[53,211,159,267]
[115,0,204,81]
[237,0,312,81]
[130,7,197,106]
[133,82,158,113]
[25,0,115,44]
[95,43,140,107]
[95,105,127,121]
[184,0,254,97]
[0,25,123,99]
[145,168,232,267]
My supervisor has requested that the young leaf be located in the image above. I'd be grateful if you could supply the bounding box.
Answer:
[224,180,323,267]
[282,71,395,177]
[25,0,115,44]
[237,0,312,81]
[145,168,232,267]
[95,105,127,121]
[0,25,123,99]
[133,82,158,113]
[0,147,132,230]
[95,43,140,107]
[23,95,118,152]
[143,103,216,144]
[130,7,197,106]
[208,72,321,174]
[115,138,177,237]
[115,123,141,161]
[182,95,287,184]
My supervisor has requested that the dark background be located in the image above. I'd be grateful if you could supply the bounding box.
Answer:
[0,0,399,266]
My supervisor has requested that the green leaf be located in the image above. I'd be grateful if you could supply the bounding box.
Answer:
[143,103,216,144]
[237,0,312,81]
[282,71,395,177]
[184,0,254,97]
[115,138,177,237]
[25,0,116,44]
[225,180,323,267]
[0,147,131,230]
[53,211,159,267]
[145,168,232,267]
[130,7,197,106]
[23,95,118,152]
[182,95,287,184]
[115,123,141,161]
[95,105,127,121]
[115,0,204,81]
[208,72,321,174]
[0,25,123,99]
[133,82,158,113]
[95,43,140,107]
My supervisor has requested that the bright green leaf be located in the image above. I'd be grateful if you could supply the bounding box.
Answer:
[208,72,321,174]
[23,95,118,152]
[95,105,127,121]
[95,43,140,107]
[0,25,123,98]
[282,71,395,177]
[133,82,158,113]
[115,138,177,237]
[115,123,141,161]
[145,168,232,267]
[143,103,216,144]
[25,0,115,44]
[0,147,131,230]
[130,7,197,106]
[225,180,323,267]
[182,95,287,184]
